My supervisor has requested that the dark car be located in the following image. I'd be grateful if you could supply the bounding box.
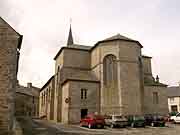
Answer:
[145,114,165,127]
[126,115,146,128]
[80,114,105,129]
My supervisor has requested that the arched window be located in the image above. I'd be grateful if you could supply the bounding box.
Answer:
[103,54,117,86]
[57,66,60,84]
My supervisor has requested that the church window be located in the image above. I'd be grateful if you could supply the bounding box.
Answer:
[49,87,51,101]
[103,54,117,86]
[43,92,45,105]
[32,96,35,104]
[56,66,60,95]
[42,93,44,105]
[57,66,60,84]
[81,89,88,99]
[153,92,159,104]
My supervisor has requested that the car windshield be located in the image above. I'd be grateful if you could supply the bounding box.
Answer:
[114,116,123,119]
[93,115,103,119]
[104,115,112,119]
[134,116,145,120]
[154,116,163,120]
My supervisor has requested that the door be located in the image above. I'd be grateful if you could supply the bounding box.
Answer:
[81,109,88,119]
[171,105,178,112]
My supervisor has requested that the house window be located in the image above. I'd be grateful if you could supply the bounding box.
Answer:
[81,89,88,99]
[153,92,159,104]
[170,97,174,103]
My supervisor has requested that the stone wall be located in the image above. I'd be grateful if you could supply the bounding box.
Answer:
[142,56,155,82]
[39,76,55,121]
[0,17,22,135]
[61,80,100,124]
[91,40,143,115]
[144,86,168,115]
[15,83,40,118]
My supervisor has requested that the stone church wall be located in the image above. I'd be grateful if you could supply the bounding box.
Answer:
[144,86,168,115]
[39,77,55,121]
[63,49,90,69]
[91,40,143,115]
[118,42,142,115]
[61,80,100,124]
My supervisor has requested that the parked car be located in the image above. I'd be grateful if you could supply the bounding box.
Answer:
[80,114,105,129]
[126,115,146,128]
[169,112,179,122]
[105,115,128,128]
[144,114,165,127]
[163,114,171,122]
[170,112,180,123]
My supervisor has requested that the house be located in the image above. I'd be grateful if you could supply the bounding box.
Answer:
[167,86,180,113]
[0,16,23,134]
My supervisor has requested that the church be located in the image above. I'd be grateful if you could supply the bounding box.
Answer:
[39,26,168,124]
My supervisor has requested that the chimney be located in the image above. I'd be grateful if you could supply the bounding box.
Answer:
[27,82,32,88]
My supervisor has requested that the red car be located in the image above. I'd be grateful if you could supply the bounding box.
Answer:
[80,114,105,129]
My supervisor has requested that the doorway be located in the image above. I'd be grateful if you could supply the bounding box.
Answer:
[81,109,88,119]
[171,105,178,112]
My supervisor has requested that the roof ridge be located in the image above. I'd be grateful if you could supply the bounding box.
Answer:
[103,33,135,41]
[0,16,21,36]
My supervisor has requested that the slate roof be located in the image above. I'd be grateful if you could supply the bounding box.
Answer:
[167,86,180,97]
[101,34,135,42]
[93,33,143,49]
[54,44,91,60]
[142,55,152,59]
[16,84,40,97]
[0,17,23,49]
[40,75,54,91]
[67,44,92,50]
[54,34,142,60]
[61,70,99,85]
[67,25,74,45]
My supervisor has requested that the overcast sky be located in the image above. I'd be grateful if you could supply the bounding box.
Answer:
[0,0,180,87]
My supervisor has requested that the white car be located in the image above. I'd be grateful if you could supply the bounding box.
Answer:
[170,113,180,123]
[105,115,128,128]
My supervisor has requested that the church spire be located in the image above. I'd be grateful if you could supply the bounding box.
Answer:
[67,24,74,46]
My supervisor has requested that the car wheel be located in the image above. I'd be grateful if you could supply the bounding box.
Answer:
[110,124,114,128]
[101,125,104,129]
[88,123,92,129]
[162,123,165,127]
[80,123,83,127]
[151,123,154,127]
[131,123,135,128]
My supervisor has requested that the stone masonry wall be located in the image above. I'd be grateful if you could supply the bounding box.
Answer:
[61,80,100,124]
[144,86,168,115]
[0,18,20,135]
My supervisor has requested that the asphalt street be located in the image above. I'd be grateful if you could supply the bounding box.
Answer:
[17,117,180,135]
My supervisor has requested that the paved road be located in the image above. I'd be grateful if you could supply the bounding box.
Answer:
[17,117,180,135]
